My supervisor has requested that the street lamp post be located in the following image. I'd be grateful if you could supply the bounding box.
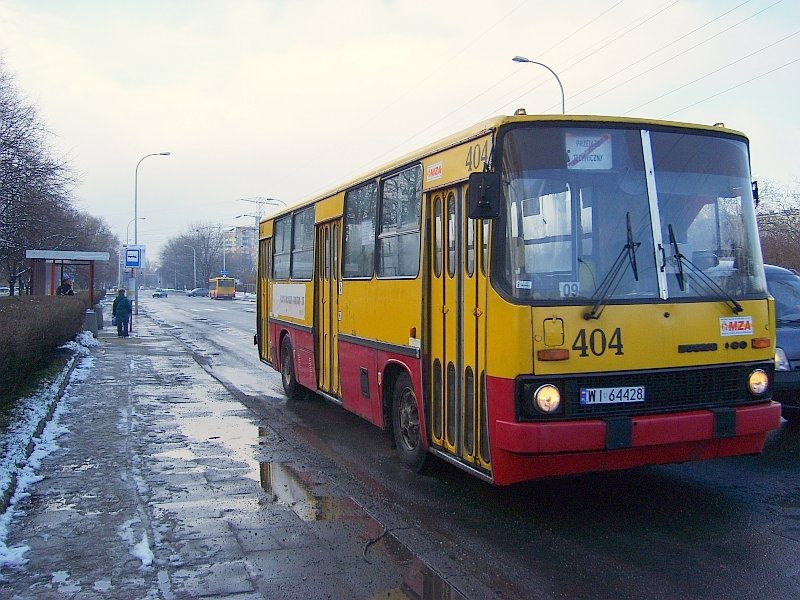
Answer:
[234,216,259,284]
[126,217,146,246]
[133,151,170,317]
[122,217,146,289]
[511,56,565,114]
[238,197,287,220]
[235,213,260,227]
[222,228,235,273]
[183,244,197,289]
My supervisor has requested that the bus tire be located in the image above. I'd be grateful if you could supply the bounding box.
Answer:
[783,406,800,429]
[280,337,301,400]
[392,372,427,472]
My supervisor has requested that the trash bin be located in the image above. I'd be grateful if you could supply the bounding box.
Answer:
[94,303,104,329]
[83,309,98,338]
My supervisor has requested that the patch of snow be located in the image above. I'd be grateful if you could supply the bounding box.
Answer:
[133,533,155,568]
[118,518,154,569]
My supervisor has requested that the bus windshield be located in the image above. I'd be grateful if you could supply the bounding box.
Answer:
[495,125,766,306]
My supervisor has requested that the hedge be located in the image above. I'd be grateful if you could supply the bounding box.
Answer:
[0,295,89,401]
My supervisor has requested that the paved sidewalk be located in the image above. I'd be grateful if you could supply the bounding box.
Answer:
[0,312,473,599]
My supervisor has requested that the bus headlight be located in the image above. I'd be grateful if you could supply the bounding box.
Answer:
[775,347,790,371]
[747,368,769,395]
[533,384,561,414]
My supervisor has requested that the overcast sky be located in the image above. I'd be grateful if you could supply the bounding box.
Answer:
[1,0,797,260]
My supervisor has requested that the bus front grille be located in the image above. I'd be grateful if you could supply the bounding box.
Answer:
[516,362,773,421]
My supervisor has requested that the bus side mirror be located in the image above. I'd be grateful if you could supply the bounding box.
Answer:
[468,172,501,219]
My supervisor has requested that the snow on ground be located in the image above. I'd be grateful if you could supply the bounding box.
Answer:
[0,332,98,570]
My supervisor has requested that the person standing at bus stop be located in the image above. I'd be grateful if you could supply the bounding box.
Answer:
[112,288,132,337]
[56,279,75,295]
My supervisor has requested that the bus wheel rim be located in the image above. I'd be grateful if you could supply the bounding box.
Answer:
[399,389,419,451]
[281,347,291,386]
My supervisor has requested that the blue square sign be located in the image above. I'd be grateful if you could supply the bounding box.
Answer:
[125,248,142,268]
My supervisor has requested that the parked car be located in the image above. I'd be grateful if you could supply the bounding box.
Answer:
[152,288,168,298]
[764,264,800,426]
[186,288,209,297]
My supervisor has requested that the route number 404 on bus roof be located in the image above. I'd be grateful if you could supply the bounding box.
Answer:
[464,139,490,172]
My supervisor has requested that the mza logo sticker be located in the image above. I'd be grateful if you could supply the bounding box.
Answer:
[426,161,443,181]
[719,316,753,337]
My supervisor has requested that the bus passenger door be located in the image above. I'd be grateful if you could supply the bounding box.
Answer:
[428,186,490,473]
[258,237,272,363]
[315,222,340,396]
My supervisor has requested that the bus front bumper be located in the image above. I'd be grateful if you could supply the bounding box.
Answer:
[494,401,782,455]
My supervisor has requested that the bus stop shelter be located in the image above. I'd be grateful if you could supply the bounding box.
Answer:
[26,250,110,308]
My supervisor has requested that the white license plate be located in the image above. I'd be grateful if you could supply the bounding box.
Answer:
[580,386,645,405]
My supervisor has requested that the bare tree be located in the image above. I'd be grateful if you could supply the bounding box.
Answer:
[158,222,227,290]
[0,57,82,294]
[756,178,800,272]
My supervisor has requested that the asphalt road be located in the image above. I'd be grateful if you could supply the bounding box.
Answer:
[142,293,800,600]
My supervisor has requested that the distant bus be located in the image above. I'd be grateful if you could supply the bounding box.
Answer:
[255,113,780,485]
[209,276,235,300]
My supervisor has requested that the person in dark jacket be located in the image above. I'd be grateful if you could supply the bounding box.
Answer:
[56,279,75,296]
[112,289,132,337]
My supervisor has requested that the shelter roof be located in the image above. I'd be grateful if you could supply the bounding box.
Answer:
[25,250,110,262]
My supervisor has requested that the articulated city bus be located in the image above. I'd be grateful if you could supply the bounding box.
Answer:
[209,276,236,300]
[255,114,781,485]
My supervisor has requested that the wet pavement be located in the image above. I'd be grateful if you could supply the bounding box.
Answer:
[0,312,485,599]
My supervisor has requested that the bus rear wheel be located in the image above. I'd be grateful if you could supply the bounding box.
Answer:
[280,337,301,400]
[392,373,427,472]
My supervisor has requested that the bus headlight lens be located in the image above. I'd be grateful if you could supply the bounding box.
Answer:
[747,368,769,395]
[775,347,790,371]
[533,384,561,414]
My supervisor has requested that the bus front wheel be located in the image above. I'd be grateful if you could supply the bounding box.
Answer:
[392,373,427,472]
[280,337,301,400]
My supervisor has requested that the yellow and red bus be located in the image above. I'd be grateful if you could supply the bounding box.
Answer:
[256,114,781,485]
[209,276,236,300]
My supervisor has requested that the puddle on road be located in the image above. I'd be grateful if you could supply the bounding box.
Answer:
[258,460,469,600]
[370,549,471,600]
[258,461,362,522]
[155,376,468,600]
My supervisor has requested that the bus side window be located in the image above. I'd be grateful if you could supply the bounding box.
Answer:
[377,165,422,278]
[273,216,292,279]
[343,182,378,279]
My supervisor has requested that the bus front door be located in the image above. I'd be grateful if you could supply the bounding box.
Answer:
[258,238,272,363]
[429,185,491,474]
[314,221,340,397]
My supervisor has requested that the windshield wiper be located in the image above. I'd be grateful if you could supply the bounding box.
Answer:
[667,224,685,291]
[626,212,640,280]
[584,212,641,320]
[667,223,743,314]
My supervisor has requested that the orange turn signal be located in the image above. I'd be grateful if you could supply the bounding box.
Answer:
[751,337,771,349]
[537,349,569,361]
